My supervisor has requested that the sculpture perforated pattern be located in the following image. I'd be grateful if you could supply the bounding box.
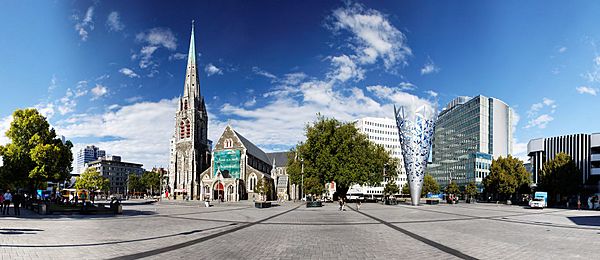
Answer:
[394,105,436,205]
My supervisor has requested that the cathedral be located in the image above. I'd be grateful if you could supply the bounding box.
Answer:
[168,22,211,200]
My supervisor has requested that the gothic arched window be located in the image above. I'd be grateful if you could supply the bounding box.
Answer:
[183,100,188,110]
[179,121,185,139]
[224,138,233,148]
[249,174,257,191]
[185,120,191,138]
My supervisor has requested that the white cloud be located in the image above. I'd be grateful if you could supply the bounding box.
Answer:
[328,54,364,82]
[135,27,177,69]
[205,63,223,76]
[329,2,411,70]
[48,75,58,92]
[106,11,124,32]
[0,115,13,145]
[583,55,600,83]
[244,97,257,107]
[58,89,77,115]
[135,28,177,50]
[576,86,598,96]
[398,82,416,91]
[119,68,140,78]
[56,99,178,169]
[252,67,277,80]
[125,96,143,103]
[525,114,554,129]
[527,97,556,117]
[169,53,186,61]
[91,84,108,100]
[281,72,307,86]
[420,59,439,75]
[558,46,567,53]
[426,90,438,97]
[34,103,55,120]
[511,138,529,162]
[73,6,94,41]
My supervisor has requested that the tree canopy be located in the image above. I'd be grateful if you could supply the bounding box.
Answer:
[127,173,144,193]
[75,168,110,192]
[383,181,400,197]
[538,152,581,202]
[422,174,440,196]
[141,171,161,195]
[445,181,460,195]
[464,181,478,197]
[0,108,73,189]
[483,155,530,199]
[286,115,397,195]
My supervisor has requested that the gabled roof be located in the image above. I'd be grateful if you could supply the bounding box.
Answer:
[267,152,291,167]
[233,130,271,165]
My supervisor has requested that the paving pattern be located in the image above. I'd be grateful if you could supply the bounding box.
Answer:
[1,200,599,259]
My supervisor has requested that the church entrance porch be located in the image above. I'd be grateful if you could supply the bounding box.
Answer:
[213,182,224,202]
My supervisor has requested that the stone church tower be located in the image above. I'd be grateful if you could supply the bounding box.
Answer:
[170,22,210,200]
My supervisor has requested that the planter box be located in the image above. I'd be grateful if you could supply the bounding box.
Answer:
[426,199,439,205]
[255,202,271,208]
[306,201,323,208]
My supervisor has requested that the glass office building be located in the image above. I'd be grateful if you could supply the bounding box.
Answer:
[429,95,513,188]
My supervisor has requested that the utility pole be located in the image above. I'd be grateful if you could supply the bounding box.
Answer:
[301,158,304,201]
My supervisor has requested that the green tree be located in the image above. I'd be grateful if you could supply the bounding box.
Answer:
[538,153,581,204]
[75,168,110,193]
[254,177,269,201]
[422,174,440,196]
[0,108,73,189]
[304,176,324,198]
[383,181,400,198]
[483,155,531,200]
[286,115,396,195]
[141,171,161,195]
[465,181,478,199]
[402,183,409,195]
[127,173,144,194]
[445,181,460,195]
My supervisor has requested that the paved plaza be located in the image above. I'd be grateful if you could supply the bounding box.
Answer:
[1,201,599,259]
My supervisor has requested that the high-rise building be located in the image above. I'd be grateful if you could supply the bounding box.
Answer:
[76,145,106,175]
[87,155,144,194]
[527,133,600,193]
[168,22,211,200]
[354,117,407,199]
[429,95,513,188]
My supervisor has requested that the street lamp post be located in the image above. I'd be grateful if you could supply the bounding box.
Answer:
[301,158,304,201]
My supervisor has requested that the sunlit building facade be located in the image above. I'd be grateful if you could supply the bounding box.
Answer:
[429,95,513,188]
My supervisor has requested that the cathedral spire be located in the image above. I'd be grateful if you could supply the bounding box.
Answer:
[184,20,200,98]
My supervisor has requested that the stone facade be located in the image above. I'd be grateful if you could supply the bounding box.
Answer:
[169,23,211,200]
[199,125,274,202]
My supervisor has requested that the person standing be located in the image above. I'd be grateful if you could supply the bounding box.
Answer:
[0,192,4,214]
[12,192,21,216]
[357,200,362,211]
[3,190,12,215]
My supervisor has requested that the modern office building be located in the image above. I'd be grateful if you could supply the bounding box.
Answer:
[527,133,600,193]
[87,155,144,194]
[354,117,407,199]
[429,95,513,188]
[76,145,106,175]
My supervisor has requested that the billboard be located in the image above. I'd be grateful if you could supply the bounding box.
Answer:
[213,149,241,179]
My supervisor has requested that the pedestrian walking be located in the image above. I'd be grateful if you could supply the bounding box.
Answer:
[357,200,361,211]
[338,198,343,211]
[12,192,21,216]
[342,198,346,211]
[3,190,12,215]
[577,195,581,210]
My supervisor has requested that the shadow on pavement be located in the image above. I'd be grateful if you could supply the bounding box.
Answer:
[567,216,600,227]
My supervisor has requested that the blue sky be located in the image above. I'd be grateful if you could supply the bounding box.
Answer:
[1,0,599,169]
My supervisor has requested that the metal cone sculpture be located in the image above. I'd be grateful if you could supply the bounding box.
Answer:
[394,103,437,206]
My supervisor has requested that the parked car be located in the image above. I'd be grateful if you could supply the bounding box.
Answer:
[529,198,546,209]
